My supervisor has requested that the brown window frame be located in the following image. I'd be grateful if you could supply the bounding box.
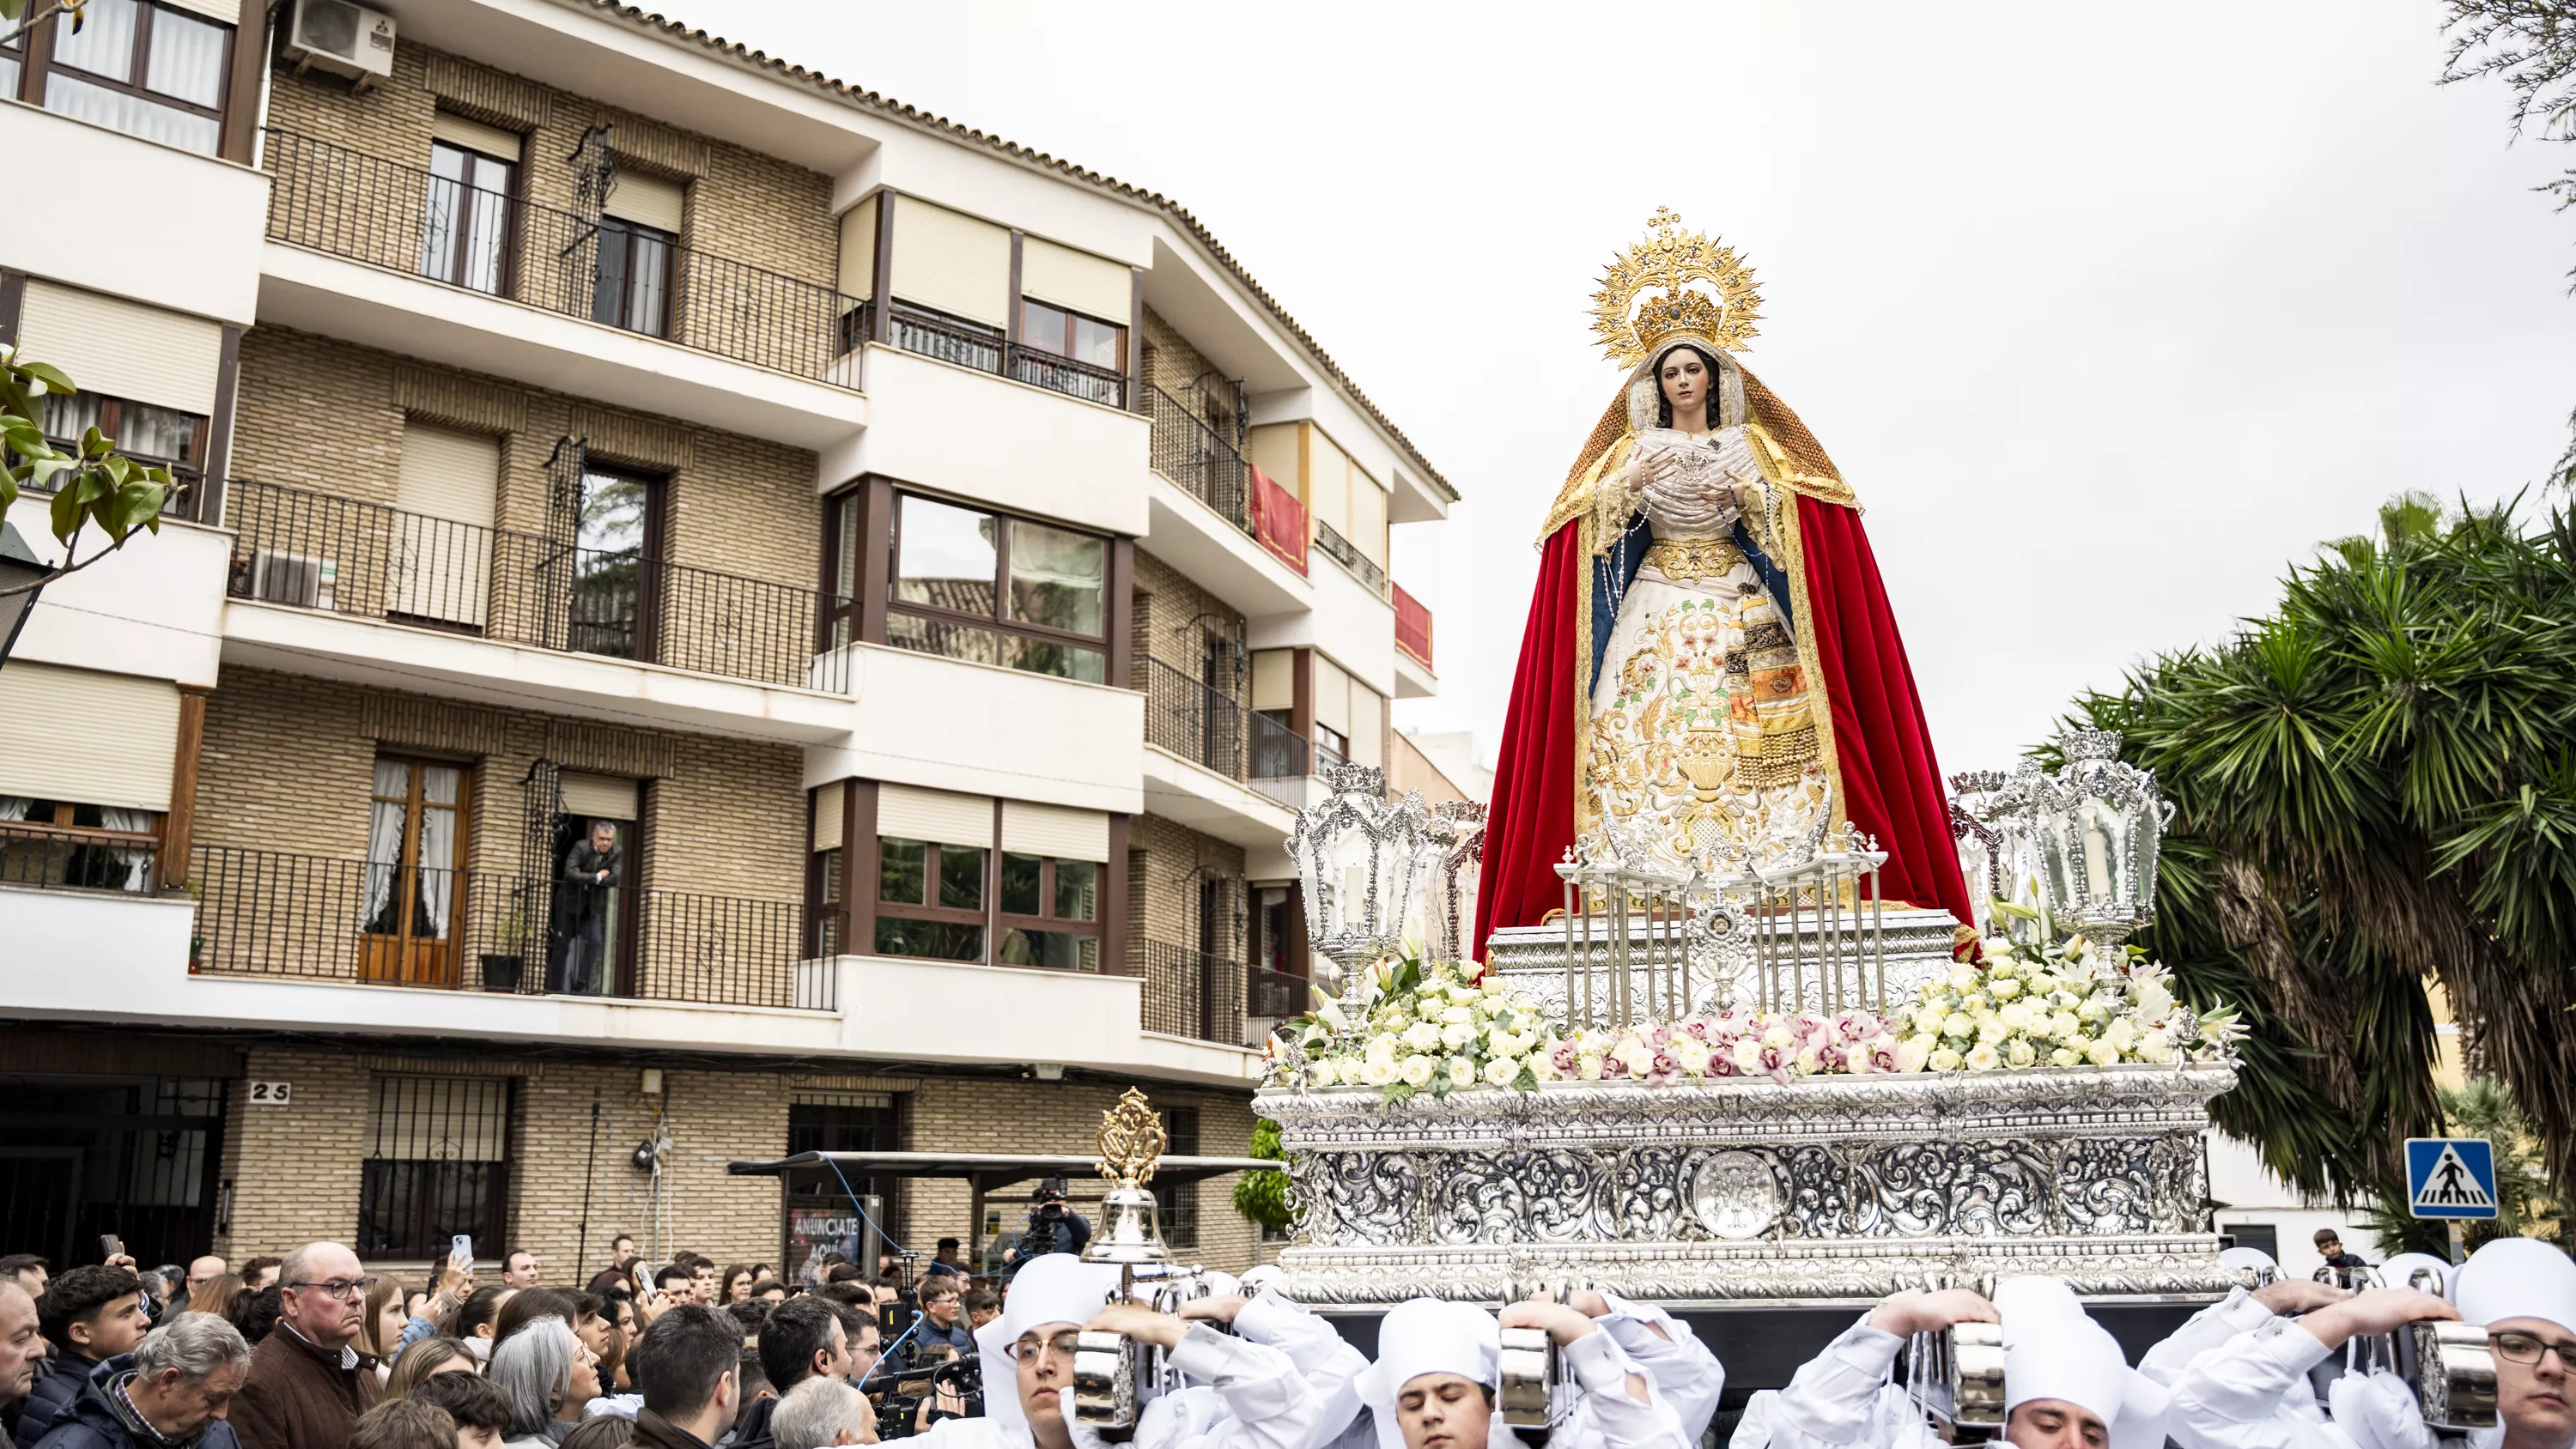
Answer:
[873,834,989,963]
[995,851,1103,973]
[39,392,207,519]
[1017,297,1128,372]
[422,136,521,297]
[885,490,1109,681]
[33,0,232,150]
[593,215,677,339]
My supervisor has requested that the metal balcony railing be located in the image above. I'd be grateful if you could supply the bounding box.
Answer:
[189,846,824,1009]
[1133,938,1244,1046]
[1394,582,1434,670]
[1245,964,1309,1026]
[0,821,161,894]
[1143,658,1248,779]
[878,301,1129,409]
[224,479,851,692]
[1313,519,1388,597]
[261,130,864,385]
[1146,385,1249,529]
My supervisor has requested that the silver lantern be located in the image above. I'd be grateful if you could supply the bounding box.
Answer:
[2031,730,2172,951]
[1289,761,1437,982]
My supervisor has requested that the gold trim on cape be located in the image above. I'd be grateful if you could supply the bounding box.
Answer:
[1540,366,1858,548]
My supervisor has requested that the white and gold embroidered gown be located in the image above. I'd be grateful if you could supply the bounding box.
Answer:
[1586,424,1832,873]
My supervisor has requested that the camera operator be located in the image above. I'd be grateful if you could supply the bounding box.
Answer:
[1000,1180,1090,1268]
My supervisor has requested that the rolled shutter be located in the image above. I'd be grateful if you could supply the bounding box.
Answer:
[1019,238,1131,324]
[15,281,221,416]
[838,196,878,299]
[812,784,845,852]
[395,423,499,526]
[557,772,638,822]
[605,173,686,233]
[1314,657,1352,737]
[878,784,993,848]
[0,663,179,811]
[890,197,1009,328]
[157,0,239,22]
[1304,428,1349,537]
[1348,467,1388,567]
[1001,803,1108,862]
[431,111,522,163]
[1251,651,1292,712]
[1348,682,1385,767]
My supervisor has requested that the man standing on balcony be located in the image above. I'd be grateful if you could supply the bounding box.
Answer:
[551,822,623,997]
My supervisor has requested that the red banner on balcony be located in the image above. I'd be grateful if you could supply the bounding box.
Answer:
[1394,583,1434,670]
[1248,464,1309,576]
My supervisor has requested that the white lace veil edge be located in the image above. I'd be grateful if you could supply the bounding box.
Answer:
[1626,343,1748,434]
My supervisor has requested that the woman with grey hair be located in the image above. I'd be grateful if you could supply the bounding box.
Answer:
[487,1319,599,1448]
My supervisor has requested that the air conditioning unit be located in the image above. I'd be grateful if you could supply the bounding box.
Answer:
[284,0,395,88]
[249,550,338,610]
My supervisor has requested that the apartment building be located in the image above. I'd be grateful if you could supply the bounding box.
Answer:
[0,0,1455,1282]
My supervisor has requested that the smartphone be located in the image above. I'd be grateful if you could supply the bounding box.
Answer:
[451,1234,472,1266]
[100,1234,124,1260]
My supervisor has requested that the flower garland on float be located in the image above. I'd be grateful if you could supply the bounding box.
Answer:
[1267,926,2244,1102]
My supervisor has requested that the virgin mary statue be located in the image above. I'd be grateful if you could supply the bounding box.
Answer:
[1473,210,1973,955]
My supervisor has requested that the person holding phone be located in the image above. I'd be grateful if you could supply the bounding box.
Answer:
[389,1248,476,1364]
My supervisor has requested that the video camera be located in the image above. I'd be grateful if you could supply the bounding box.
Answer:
[869,1355,982,1441]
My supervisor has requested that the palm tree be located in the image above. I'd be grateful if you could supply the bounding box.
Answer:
[2066,494,2576,1203]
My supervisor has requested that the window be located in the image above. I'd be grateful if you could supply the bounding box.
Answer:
[786,1093,901,1276]
[39,393,204,517]
[996,852,1100,972]
[593,218,675,337]
[888,494,1106,683]
[358,1076,511,1261]
[39,0,228,155]
[3,21,22,100]
[1155,1106,1200,1249]
[874,834,987,962]
[362,757,471,987]
[567,465,659,663]
[0,795,158,893]
[1015,300,1127,405]
[422,140,517,295]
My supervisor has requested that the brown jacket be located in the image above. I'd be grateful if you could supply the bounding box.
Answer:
[229,1326,380,1449]
[629,1412,714,1449]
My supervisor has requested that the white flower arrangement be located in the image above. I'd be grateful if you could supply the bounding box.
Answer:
[1264,937,2243,1101]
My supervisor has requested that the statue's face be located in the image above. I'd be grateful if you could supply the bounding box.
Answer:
[1659,349,1711,427]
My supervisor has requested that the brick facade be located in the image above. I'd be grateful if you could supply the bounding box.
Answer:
[201,1038,1259,1277]
[231,327,819,597]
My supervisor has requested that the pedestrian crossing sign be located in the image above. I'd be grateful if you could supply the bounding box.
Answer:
[2406,1137,2499,1220]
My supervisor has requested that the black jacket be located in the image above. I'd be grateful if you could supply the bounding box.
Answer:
[32,1360,243,1449]
[15,1351,103,1449]
[724,1394,777,1449]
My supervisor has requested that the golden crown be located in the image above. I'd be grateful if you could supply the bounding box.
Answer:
[1591,207,1762,369]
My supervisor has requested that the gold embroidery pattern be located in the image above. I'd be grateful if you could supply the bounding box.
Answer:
[1642,537,1747,585]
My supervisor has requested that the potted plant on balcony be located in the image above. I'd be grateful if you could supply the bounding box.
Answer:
[480,906,534,994]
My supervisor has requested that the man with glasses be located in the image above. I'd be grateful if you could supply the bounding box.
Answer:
[228,1244,379,1449]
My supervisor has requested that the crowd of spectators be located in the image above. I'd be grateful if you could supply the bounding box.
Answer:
[0,1227,1043,1449]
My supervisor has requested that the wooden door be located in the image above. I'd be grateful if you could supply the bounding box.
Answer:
[361,757,471,985]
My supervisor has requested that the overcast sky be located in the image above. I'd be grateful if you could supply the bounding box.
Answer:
[681,0,2576,778]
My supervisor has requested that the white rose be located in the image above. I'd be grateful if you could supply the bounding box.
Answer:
[1419,998,1445,1022]
[1943,1012,1976,1040]
[1989,978,2021,1000]
[1947,965,1980,992]
[1977,1016,2009,1044]
[1578,1055,1605,1082]
[1989,958,2020,982]
[1998,1002,2034,1031]
[1669,1040,1711,1076]
[1399,1056,1435,1087]
[1731,1037,1765,1071]
[2084,1039,2121,1068]
[2104,1016,2139,1052]
[1308,1060,1339,1088]
[2136,1036,2177,1064]
[1484,1055,1522,1087]
[2004,1039,2037,1069]
[1440,1022,1476,1051]
[1929,1046,1965,1072]
[1793,1047,1820,1076]
[2050,1047,2080,1069]
[1402,1022,1443,1052]
[2050,1011,2081,1042]
[1446,1058,1477,1090]
[1367,1033,1400,1062]
[1446,985,1479,1005]
[1898,1037,1934,1073]
[1442,1005,1473,1025]
[1761,1025,1794,1050]
[1965,1043,2002,1072]
[1359,1058,1397,1087]
[1530,1053,1563,1082]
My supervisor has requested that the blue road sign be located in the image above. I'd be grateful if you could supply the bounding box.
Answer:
[2406,1138,2499,1220]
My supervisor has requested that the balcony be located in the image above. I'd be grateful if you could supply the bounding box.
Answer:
[219,479,856,735]
[1394,582,1436,698]
[1133,939,1245,1047]
[1139,387,1311,617]
[2,820,163,895]
[878,301,1128,409]
[1313,518,1389,598]
[189,846,822,1009]
[1138,659,1297,848]
[256,130,866,447]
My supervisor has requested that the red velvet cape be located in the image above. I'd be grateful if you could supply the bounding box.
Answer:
[1472,495,1972,956]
